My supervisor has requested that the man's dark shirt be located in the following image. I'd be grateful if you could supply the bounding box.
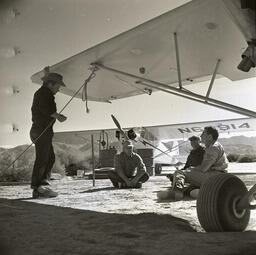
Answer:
[182,145,205,169]
[31,86,56,130]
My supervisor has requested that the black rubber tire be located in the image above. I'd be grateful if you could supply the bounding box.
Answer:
[197,173,250,232]
[155,163,162,175]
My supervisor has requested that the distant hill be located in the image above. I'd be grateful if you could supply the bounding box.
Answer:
[0,141,99,181]
[0,145,35,181]
[219,136,256,147]
[176,135,256,156]
[219,136,256,155]
[0,148,7,154]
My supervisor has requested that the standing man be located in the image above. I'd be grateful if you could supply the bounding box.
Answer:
[30,71,67,198]
[171,126,229,200]
[108,140,149,188]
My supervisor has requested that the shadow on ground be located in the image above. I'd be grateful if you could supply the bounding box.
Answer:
[0,198,256,255]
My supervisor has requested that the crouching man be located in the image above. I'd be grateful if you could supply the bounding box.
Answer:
[171,126,229,200]
[108,140,149,188]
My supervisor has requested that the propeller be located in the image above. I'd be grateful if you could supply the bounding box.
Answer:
[111,114,171,158]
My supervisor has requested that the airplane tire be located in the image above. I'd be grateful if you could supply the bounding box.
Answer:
[197,173,250,232]
[155,163,162,175]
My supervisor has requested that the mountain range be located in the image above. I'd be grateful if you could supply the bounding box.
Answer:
[1,135,256,178]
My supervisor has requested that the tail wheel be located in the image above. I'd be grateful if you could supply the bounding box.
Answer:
[197,173,250,232]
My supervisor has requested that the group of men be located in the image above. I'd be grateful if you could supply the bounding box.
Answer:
[30,71,228,199]
[169,127,228,199]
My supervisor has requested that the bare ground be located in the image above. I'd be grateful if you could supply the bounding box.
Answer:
[0,175,256,255]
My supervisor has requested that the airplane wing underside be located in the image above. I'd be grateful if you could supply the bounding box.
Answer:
[31,0,256,102]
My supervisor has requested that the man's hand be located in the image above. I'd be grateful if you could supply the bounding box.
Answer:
[51,112,67,122]
[125,179,139,188]
[56,114,67,122]
[129,178,139,188]
[51,113,67,122]
[125,179,134,188]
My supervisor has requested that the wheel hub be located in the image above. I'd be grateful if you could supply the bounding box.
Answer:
[232,196,246,219]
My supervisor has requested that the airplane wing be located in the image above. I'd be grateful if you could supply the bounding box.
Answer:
[31,0,256,102]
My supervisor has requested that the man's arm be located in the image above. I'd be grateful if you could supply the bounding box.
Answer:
[182,153,192,170]
[191,147,218,173]
[130,155,147,186]
[51,113,67,122]
[114,155,131,186]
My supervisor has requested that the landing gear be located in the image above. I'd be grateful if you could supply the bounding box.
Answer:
[197,173,250,232]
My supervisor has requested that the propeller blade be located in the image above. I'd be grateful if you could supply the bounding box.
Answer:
[111,114,128,139]
[141,140,147,146]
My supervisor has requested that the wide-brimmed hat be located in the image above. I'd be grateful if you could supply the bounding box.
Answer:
[41,72,66,87]
[122,140,134,147]
[188,135,200,141]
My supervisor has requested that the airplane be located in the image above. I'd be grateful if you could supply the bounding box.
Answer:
[53,115,256,172]
[31,0,256,232]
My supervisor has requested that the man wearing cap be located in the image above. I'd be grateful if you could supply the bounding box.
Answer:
[170,126,229,200]
[181,135,205,170]
[30,71,67,198]
[108,140,149,188]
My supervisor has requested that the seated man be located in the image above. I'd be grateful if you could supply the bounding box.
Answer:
[181,135,205,170]
[167,135,205,182]
[171,126,229,199]
[108,140,149,188]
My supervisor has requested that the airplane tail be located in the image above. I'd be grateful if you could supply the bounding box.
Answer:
[153,139,188,164]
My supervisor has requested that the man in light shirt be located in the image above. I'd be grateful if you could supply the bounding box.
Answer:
[108,140,149,188]
[171,126,228,199]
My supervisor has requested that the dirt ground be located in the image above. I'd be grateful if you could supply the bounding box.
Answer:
[0,175,256,255]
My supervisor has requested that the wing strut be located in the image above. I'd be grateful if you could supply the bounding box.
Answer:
[174,32,183,89]
[154,140,188,159]
[92,63,256,118]
[205,59,221,102]
[139,139,172,158]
